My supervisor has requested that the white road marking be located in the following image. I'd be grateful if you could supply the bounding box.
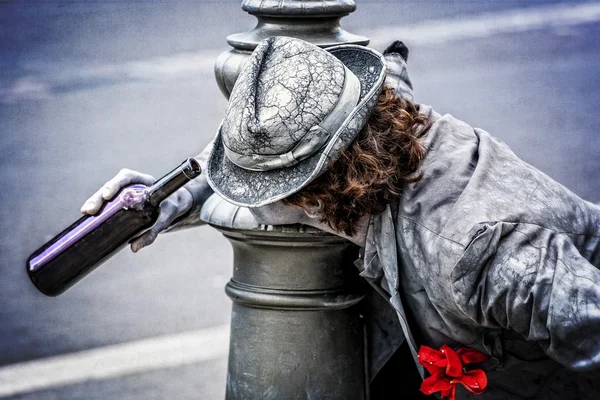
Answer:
[366,1,600,49]
[0,50,218,104]
[0,325,230,398]
[3,1,600,104]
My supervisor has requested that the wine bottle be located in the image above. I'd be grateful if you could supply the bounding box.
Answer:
[26,158,202,297]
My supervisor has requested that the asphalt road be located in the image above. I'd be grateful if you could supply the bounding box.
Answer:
[1,1,599,399]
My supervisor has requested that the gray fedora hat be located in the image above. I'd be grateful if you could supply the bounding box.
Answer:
[207,36,386,207]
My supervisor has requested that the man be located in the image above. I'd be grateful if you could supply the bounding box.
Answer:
[83,37,600,399]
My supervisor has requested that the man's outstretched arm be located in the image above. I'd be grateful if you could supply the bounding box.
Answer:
[80,138,217,252]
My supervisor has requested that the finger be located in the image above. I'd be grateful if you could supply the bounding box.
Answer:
[81,185,108,215]
[130,202,178,252]
[130,230,157,253]
[130,236,144,253]
[102,169,155,200]
[81,169,155,215]
[153,201,180,232]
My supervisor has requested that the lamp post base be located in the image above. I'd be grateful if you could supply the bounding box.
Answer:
[217,226,368,400]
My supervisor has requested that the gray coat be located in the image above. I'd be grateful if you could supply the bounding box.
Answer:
[177,41,600,399]
[361,97,600,398]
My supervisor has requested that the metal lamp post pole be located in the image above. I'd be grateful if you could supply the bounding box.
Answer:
[214,0,368,99]
[202,196,368,399]
[206,2,372,398]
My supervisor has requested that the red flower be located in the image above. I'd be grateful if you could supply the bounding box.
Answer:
[418,344,489,400]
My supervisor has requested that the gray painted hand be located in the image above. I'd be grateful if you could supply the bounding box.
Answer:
[80,168,193,252]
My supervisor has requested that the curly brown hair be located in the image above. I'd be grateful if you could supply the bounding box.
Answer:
[282,87,431,236]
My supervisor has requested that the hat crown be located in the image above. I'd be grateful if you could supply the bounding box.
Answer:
[222,36,346,156]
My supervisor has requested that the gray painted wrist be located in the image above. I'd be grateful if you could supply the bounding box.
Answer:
[164,174,214,233]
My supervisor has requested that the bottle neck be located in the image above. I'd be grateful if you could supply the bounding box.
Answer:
[147,158,202,206]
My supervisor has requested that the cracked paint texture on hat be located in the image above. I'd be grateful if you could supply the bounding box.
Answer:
[208,37,386,207]
[222,37,345,156]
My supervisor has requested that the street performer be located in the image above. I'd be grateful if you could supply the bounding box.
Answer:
[82,36,600,399]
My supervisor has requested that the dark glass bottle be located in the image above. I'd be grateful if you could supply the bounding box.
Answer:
[26,158,201,297]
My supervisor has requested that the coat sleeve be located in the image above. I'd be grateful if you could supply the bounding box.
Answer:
[382,41,414,101]
[451,221,600,372]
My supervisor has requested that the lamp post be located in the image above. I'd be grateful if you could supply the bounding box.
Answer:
[208,1,373,398]
[214,0,368,98]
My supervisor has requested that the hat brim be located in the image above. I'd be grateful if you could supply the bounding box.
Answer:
[207,45,386,208]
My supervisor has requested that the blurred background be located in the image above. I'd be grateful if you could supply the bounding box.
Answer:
[0,0,599,398]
